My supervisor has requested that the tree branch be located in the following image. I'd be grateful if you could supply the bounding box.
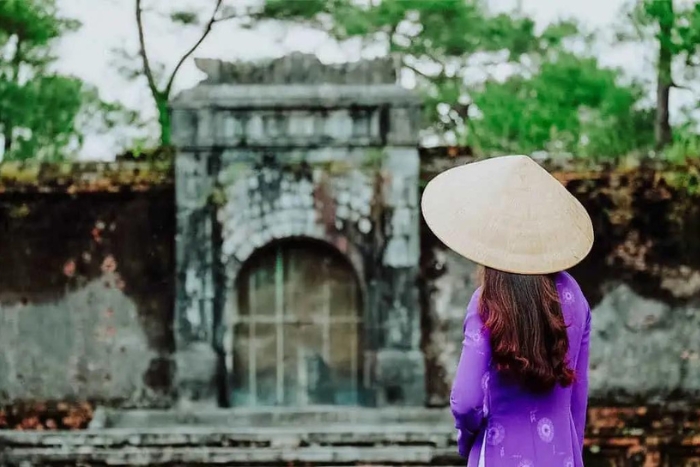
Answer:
[403,62,433,79]
[213,12,240,24]
[671,80,691,91]
[164,0,223,96]
[136,0,159,97]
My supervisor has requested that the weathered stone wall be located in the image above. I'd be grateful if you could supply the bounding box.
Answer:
[0,162,175,419]
[421,154,700,406]
[0,153,699,464]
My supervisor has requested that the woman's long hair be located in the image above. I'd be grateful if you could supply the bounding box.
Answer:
[479,266,575,392]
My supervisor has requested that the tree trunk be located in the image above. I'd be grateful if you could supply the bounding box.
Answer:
[156,94,171,147]
[3,39,23,157]
[655,0,674,150]
[2,128,11,156]
[655,46,672,150]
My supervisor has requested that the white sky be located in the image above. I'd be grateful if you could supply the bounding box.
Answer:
[54,0,696,160]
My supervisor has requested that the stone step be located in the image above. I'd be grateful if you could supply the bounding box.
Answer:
[0,409,462,466]
[89,407,454,429]
[1,446,462,466]
[1,424,457,448]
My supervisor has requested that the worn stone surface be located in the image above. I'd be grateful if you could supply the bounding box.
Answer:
[0,160,172,193]
[0,279,154,402]
[589,284,700,402]
[194,53,401,85]
[0,184,175,408]
[2,406,700,466]
[172,54,424,407]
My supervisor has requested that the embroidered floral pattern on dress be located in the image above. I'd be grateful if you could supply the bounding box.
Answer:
[463,327,484,346]
[561,288,575,305]
[449,274,590,467]
[537,417,555,443]
[486,422,506,446]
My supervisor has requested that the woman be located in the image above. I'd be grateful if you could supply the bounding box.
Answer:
[421,155,594,467]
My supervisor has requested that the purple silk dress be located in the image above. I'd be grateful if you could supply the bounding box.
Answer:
[451,272,590,467]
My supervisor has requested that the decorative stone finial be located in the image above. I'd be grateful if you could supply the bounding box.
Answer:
[194,52,400,85]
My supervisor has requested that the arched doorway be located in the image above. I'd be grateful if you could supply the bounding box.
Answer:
[231,239,364,406]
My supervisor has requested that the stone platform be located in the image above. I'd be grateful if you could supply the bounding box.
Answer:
[4,407,700,466]
[0,408,460,467]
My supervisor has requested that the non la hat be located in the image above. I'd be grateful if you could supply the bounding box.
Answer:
[421,155,594,275]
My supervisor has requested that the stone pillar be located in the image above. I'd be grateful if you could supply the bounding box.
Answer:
[375,147,425,406]
[171,116,222,405]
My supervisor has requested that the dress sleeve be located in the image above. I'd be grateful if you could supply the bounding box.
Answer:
[450,289,490,457]
[571,304,591,452]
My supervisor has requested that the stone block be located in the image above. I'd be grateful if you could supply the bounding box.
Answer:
[174,341,220,404]
[375,349,426,406]
[391,207,413,236]
[171,109,197,147]
[386,107,421,146]
[384,237,412,268]
[325,110,353,141]
[383,147,420,177]
[195,110,216,147]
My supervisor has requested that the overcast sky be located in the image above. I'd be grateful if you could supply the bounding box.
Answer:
[54,0,694,160]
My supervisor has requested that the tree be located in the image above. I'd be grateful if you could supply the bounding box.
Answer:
[129,0,249,146]
[0,0,82,160]
[257,0,548,143]
[0,0,132,161]
[467,52,655,159]
[260,1,669,159]
[621,0,700,150]
[124,0,587,149]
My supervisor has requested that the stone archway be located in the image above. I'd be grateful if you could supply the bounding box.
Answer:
[173,54,425,408]
[230,239,364,406]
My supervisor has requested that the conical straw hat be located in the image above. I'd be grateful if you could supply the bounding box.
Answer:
[421,155,593,274]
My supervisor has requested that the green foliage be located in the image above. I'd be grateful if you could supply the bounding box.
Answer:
[260,0,332,21]
[262,0,700,162]
[0,0,81,161]
[124,0,229,147]
[620,0,700,149]
[259,0,548,138]
[170,10,200,26]
[0,0,132,161]
[663,123,700,163]
[0,0,79,48]
[4,75,84,161]
[467,53,655,159]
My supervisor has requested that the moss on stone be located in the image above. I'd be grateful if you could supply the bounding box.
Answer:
[0,160,173,193]
[361,148,386,171]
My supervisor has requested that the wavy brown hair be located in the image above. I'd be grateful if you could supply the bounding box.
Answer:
[479,266,575,392]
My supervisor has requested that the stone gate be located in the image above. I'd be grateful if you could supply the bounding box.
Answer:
[171,53,425,407]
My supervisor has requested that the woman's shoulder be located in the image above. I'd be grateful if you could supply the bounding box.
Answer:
[557,271,582,293]
[463,287,484,324]
[557,271,591,314]
[468,286,483,306]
